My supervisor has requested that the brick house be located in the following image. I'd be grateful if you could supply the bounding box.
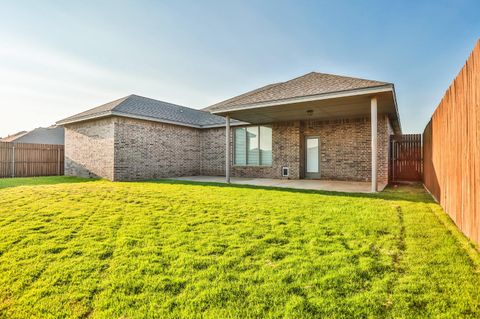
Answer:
[57,72,401,191]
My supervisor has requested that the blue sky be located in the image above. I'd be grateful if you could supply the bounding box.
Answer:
[0,0,478,136]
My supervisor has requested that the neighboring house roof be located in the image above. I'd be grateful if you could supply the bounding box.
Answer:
[1,131,28,142]
[1,126,64,144]
[206,72,391,112]
[57,95,239,128]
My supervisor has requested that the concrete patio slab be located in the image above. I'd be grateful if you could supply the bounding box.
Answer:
[170,176,387,193]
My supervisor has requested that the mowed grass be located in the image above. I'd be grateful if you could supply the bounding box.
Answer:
[0,177,479,318]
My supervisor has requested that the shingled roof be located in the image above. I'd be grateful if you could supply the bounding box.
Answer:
[205,72,391,112]
[57,95,232,128]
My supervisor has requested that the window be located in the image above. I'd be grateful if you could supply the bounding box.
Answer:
[234,128,246,165]
[246,126,259,165]
[234,126,272,166]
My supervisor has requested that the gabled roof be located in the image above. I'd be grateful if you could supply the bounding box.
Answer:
[206,72,391,112]
[202,83,281,112]
[57,95,235,128]
[1,127,64,144]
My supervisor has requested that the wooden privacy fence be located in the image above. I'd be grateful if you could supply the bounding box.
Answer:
[0,142,64,178]
[389,134,423,182]
[423,39,480,248]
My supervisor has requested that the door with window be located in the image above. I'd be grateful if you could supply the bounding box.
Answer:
[305,136,320,179]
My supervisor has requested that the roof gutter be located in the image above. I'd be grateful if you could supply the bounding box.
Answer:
[390,84,402,134]
[200,121,246,128]
[56,111,246,129]
[56,111,203,128]
[56,111,112,126]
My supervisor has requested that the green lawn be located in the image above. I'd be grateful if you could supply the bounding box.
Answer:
[0,177,479,318]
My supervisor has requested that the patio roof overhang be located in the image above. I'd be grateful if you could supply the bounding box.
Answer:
[211,84,401,134]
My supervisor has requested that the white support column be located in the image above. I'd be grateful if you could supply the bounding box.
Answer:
[371,97,378,192]
[225,115,231,183]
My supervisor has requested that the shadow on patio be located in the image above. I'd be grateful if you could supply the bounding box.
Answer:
[171,176,386,193]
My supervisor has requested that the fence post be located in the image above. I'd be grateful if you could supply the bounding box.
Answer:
[11,144,15,178]
[57,148,60,175]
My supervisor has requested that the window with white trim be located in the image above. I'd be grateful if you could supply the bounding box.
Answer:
[234,126,272,166]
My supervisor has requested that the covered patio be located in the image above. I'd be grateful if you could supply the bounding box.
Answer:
[171,176,387,193]
[206,72,401,192]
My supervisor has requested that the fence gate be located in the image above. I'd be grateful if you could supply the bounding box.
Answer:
[389,134,423,182]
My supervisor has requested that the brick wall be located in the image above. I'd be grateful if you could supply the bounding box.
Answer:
[200,122,301,179]
[65,117,202,181]
[114,117,201,181]
[231,121,301,179]
[64,118,115,180]
[301,116,391,183]
[200,127,225,176]
[201,118,390,182]
[64,115,391,183]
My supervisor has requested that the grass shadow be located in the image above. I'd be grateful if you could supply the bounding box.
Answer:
[0,176,434,204]
[0,176,99,189]
[146,179,435,204]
